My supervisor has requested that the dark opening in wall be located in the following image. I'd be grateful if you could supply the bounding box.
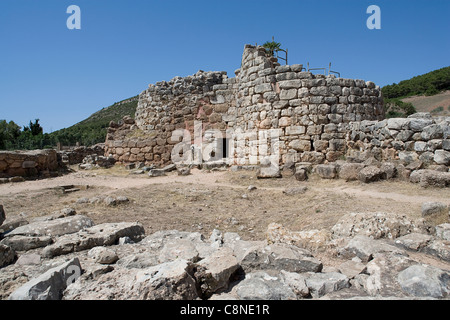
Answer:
[310,139,315,151]
[208,138,228,161]
[222,138,228,159]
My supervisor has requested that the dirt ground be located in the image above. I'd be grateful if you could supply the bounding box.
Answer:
[1,165,449,243]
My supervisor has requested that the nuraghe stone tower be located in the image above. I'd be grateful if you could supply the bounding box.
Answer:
[106,44,449,168]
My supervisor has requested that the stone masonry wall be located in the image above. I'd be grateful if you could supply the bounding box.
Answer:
[345,114,450,166]
[0,149,59,179]
[226,45,384,165]
[103,44,448,169]
[105,70,237,165]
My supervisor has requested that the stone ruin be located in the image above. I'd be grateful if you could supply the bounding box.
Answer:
[1,44,448,182]
[104,44,449,178]
[1,204,449,300]
[105,44,385,167]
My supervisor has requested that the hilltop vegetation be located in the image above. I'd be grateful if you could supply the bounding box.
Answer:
[382,66,450,118]
[382,66,450,99]
[0,96,138,150]
[49,96,138,147]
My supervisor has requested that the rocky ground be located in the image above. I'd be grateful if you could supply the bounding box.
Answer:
[0,165,449,300]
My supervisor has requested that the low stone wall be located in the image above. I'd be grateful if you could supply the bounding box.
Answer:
[58,144,105,165]
[0,149,59,179]
[345,113,450,166]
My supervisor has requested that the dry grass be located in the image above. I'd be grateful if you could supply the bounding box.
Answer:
[1,167,448,242]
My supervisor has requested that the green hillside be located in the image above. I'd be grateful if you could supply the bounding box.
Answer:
[382,66,450,99]
[48,96,138,147]
[382,66,450,118]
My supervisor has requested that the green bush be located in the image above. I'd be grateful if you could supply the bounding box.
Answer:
[384,99,417,118]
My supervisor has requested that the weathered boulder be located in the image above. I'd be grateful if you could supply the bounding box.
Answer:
[0,235,52,251]
[177,167,191,176]
[355,252,414,297]
[339,235,405,262]
[9,258,81,300]
[64,259,198,300]
[15,253,41,266]
[338,163,364,181]
[88,246,119,264]
[158,238,200,263]
[266,223,331,251]
[331,212,423,240]
[42,222,145,258]
[422,202,448,217]
[141,229,205,253]
[194,247,240,298]
[5,215,94,238]
[0,205,5,227]
[240,243,322,273]
[304,272,350,298]
[0,215,29,234]
[423,239,450,262]
[397,264,450,298]
[358,166,383,183]
[316,164,337,179]
[434,150,450,166]
[148,169,166,177]
[134,259,199,300]
[394,233,433,251]
[435,223,450,241]
[0,243,16,267]
[421,124,443,141]
[421,202,448,225]
[294,168,308,181]
[415,170,450,188]
[337,260,367,279]
[380,162,397,179]
[235,271,296,300]
[279,270,309,298]
[256,165,282,179]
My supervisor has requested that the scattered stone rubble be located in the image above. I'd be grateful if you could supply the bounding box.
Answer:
[288,156,449,187]
[0,204,448,300]
[78,154,116,170]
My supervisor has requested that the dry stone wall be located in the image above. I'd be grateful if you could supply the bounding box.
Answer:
[345,113,450,166]
[105,44,447,170]
[228,45,384,165]
[0,150,59,180]
[105,71,237,165]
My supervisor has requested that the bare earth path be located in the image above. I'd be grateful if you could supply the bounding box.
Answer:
[1,167,449,242]
[1,166,450,274]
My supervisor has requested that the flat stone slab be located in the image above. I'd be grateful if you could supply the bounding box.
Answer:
[339,235,405,262]
[394,233,433,251]
[1,235,52,251]
[42,222,145,258]
[6,215,94,237]
[9,258,81,300]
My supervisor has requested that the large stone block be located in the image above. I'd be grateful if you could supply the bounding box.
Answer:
[9,258,82,300]
[6,215,94,238]
[279,89,297,100]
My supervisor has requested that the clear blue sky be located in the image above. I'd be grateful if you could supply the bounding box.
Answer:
[1,0,449,133]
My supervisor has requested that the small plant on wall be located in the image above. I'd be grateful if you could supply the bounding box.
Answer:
[262,37,281,57]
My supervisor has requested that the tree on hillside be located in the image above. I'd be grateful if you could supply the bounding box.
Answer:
[23,119,43,136]
[382,66,450,99]
[0,120,21,149]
